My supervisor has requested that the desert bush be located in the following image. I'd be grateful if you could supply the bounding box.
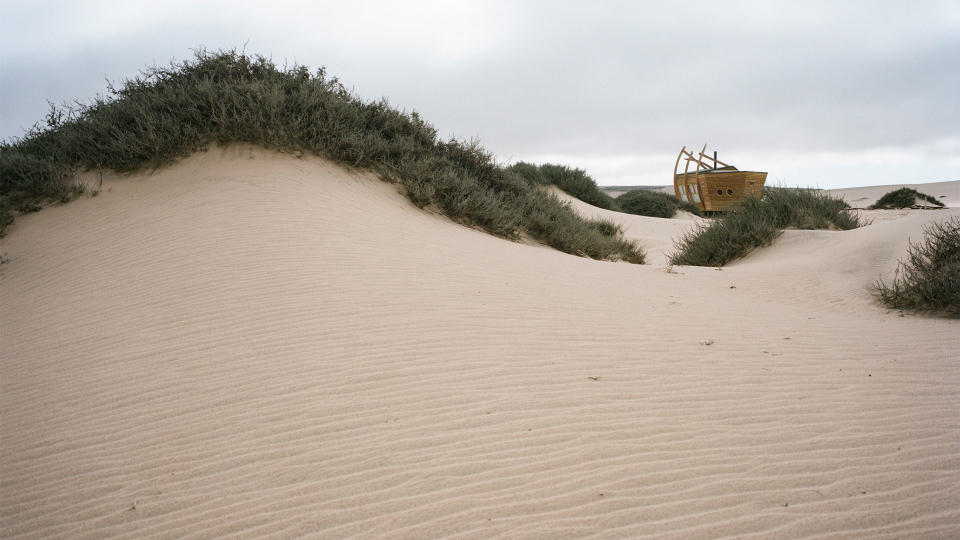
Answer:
[668,196,781,266]
[508,161,616,210]
[669,188,865,266]
[869,187,945,209]
[676,199,704,216]
[0,50,644,263]
[0,197,14,232]
[876,217,959,316]
[617,189,703,218]
[588,217,623,237]
[761,187,863,230]
[617,190,674,218]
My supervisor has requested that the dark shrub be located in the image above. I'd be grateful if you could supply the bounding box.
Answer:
[876,217,959,316]
[869,187,945,209]
[509,162,616,210]
[617,189,703,218]
[669,188,865,266]
[761,187,862,230]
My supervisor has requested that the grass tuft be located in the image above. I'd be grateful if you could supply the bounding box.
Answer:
[617,189,703,218]
[761,187,864,230]
[587,217,623,237]
[508,162,616,210]
[876,217,960,316]
[868,187,945,209]
[669,188,865,266]
[0,50,644,263]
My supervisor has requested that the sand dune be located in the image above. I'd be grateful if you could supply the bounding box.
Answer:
[546,186,705,266]
[829,180,959,209]
[2,146,958,538]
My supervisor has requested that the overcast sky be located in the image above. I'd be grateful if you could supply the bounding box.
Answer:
[2,1,958,188]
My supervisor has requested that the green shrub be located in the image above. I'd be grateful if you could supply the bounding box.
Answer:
[0,49,644,263]
[588,218,623,237]
[508,161,616,210]
[668,196,781,266]
[761,187,863,230]
[869,187,945,209]
[617,190,674,218]
[0,196,14,232]
[506,161,541,184]
[617,189,704,218]
[669,188,865,266]
[876,217,960,316]
[0,146,80,214]
[676,199,705,216]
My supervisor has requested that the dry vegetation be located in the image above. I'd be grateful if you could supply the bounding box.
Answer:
[669,188,866,267]
[877,217,960,316]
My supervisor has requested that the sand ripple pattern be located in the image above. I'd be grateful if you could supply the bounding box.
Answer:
[3,147,959,538]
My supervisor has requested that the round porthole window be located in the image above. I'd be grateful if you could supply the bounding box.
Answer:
[716,189,723,196]
[727,189,734,195]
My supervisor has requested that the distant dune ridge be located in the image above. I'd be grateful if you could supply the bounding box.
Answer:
[831,180,959,209]
[2,145,959,538]
[602,181,959,208]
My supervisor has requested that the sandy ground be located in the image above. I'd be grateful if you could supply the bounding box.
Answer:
[2,146,958,538]
[545,186,705,266]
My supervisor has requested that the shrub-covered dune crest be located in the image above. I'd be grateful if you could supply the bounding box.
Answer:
[669,187,867,267]
[869,187,946,209]
[507,161,617,210]
[0,50,643,263]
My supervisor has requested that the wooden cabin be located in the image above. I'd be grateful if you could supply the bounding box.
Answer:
[674,145,767,212]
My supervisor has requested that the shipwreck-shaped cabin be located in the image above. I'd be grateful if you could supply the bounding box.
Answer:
[674,145,767,212]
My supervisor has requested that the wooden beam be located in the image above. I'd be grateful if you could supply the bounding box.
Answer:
[674,146,687,199]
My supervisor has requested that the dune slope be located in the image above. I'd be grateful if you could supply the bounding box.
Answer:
[2,147,958,538]
[830,180,959,209]
[546,186,705,266]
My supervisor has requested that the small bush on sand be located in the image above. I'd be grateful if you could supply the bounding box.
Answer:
[0,50,644,263]
[876,217,960,316]
[668,196,780,266]
[617,189,704,218]
[677,199,704,216]
[588,218,623,237]
[869,187,945,209]
[508,162,616,210]
[669,188,865,266]
[761,187,863,230]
